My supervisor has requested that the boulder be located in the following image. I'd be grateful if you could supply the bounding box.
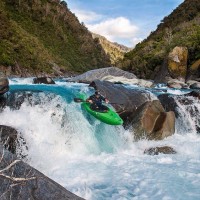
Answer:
[167,81,182,89]
[167,79,188,89]
[159,92,200,133]
[190,82,200,89]
[158,94,179,117]
[144,146,176,155]
[168,46,188,80]
[88,80,152,122]
[154,59,171,83]
[69,67,137,83]
[0,72,9,95]
[69,67,154,87]
[33,77,55,84]
[187,59,200,81]
[0,144,84,200]
[130,100,175,141]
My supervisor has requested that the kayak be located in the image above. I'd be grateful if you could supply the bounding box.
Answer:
[78,94,123,125]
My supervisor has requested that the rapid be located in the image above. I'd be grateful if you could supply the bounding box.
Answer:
[0,78,200,200]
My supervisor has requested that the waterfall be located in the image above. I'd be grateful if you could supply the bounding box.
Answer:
[1,79,200,200]
[173,95,200,134]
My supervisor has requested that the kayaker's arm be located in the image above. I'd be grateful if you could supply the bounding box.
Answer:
[86,96,93,103]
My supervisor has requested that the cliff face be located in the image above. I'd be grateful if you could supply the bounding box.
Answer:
[0,0,111,76]
[92,33,130,66]
[121,0,200,79]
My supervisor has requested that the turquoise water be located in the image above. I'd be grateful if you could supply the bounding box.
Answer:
[0,78,200,200]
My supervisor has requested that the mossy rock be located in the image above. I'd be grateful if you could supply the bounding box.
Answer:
[168,46,188,79]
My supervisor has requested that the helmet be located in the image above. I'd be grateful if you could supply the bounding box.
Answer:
[95,90,100,95]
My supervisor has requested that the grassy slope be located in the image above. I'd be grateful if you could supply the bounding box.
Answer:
[0,0,110,75]
[122,0,200,79]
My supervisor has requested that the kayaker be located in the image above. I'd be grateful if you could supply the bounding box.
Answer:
[86,91,109,112]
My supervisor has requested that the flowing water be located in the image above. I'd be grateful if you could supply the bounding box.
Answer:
[0,78,200,200]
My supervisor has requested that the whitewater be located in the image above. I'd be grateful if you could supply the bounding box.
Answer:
[0,78,200,200]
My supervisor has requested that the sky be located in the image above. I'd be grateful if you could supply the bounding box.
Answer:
[66,0,184,48]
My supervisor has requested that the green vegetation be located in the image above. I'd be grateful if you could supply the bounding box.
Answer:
[92,33,130,66]
[121,0,200,79]
[0,0,110,76]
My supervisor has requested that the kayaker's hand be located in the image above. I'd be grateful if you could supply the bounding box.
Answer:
[88,100,93,103]
[105,99,109,104]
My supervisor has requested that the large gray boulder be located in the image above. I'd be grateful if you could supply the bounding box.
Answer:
[0,72,9,95]
[70,67,154,87]
[130,100,175,141]
[69,67,137,83]
[0,144,84,200]
[89,80,152,122]
[88,81,176,140]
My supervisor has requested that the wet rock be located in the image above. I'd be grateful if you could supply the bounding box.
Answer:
[130,100,175,141]
[89,80,152,122]
[167,79,188,89]
[144,146,176,155]
[0,95,7,112]
[154,59,171,84]
[190,82,200,89]
[168,46,188,81]
[159,91,200,116]
[6,91,35,110]
[158,94,179,117]
[0,125,18,154]
[0,72,9,95]
[185,91,200,99]
[33,77,55,84]
[187,59,200,81]
[0,145,84,200]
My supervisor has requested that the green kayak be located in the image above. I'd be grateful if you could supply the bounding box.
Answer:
[78,94,123,125]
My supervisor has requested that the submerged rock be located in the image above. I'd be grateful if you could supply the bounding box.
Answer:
[144,146,176,155]
[130,100,175,141]
[0,144,84,200]
[33,77,55,84]
[0,72,9,95]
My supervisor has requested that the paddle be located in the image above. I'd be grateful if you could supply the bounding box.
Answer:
[74,98,123,105]
[74,98,86,103]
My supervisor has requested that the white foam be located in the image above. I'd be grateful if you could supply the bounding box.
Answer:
[9,77,34,85]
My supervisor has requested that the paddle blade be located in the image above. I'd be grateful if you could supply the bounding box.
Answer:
[74,98,84,103]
